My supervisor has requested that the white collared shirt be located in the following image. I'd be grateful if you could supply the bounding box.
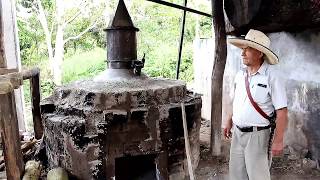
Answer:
[232,61,287,127]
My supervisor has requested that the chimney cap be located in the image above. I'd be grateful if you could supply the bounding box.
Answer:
[106,0,139,31]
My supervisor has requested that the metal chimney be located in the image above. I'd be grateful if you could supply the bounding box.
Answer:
[105,0,139,70]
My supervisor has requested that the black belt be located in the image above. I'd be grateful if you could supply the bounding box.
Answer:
[236,125,270,132]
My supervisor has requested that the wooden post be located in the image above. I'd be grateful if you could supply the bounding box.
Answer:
[181,103,195,180]
[0,0,6,67]
[0,68,43,139]
[29,70,43,139]
[0,80,24,180]
[210,0,227,156]
[21,68,43,139]
[0,72,23,89]
[0,68,18,75]
[1,0,26,131]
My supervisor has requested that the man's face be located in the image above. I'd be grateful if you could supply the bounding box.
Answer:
[241,46,263,66]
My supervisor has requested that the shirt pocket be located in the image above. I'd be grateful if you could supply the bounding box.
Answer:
[251,82,270,103]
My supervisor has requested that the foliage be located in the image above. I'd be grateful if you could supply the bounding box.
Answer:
[18,0,213,99]
[128,0,211,82]
[62,48,105,83]
[17,15,46,66]
[18,0,213,131]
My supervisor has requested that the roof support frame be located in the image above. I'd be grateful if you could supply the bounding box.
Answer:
[146,0,212,18]
[145,0,212,79]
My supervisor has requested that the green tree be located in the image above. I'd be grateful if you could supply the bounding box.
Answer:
[17,0,212,84]
[17,0,106,85]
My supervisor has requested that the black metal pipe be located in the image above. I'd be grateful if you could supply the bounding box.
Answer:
[106,0,138,69]
[146,0,212,18]
[176,0,187,79]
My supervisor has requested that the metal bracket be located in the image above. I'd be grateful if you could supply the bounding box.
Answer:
[132,53,146,76]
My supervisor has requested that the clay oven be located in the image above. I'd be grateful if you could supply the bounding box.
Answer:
[41,0,201,179]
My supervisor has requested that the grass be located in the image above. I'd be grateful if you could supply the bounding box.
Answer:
[23,47,106,131]
[23,46,193,132]
[62,47,106,83]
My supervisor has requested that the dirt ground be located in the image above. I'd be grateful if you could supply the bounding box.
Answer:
[196,120,320,180]
[0,119,319,180]
[196,145,320,180]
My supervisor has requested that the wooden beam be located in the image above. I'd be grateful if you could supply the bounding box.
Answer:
[22,68,43,139]
[0,68,18,75]
[210,0,227,156]
[0,73,23,89]
[29,69,43,139]
[0,80,24,180]
[224,0,320,34]
[0,68,40,88]
[0,0,6,67]
[22,67,40,80]
[0,68,43,138]
[1,0,26,131]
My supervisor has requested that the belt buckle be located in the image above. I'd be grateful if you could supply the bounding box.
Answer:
[253,126,258,132]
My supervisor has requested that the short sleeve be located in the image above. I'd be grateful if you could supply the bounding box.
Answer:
[270,72,287,110]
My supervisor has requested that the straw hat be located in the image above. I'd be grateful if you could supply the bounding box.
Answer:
[228,29,279,65]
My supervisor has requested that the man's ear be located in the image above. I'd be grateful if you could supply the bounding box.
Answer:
[259,52,264,59]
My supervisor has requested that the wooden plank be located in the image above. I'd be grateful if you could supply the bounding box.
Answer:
[210,0,227,156]
[29,71,43,139]
[181,103,195,180]
[0,68,43,138]
[0,80,24,180]
[0,68,18,75]
[0,80,13,94]
[1,0,26,131]
[0,72,23,89]
[22,67,40,80]
[0,0,6,67]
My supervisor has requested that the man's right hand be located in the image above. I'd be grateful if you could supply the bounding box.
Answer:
[223,117,233,139]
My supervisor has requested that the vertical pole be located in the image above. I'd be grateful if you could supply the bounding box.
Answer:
[181,103,195,180]
[0,81,24,180]
[0,0,6,67]
[30,71,43,139]
[175,0,187,80]
[1,0,26,131]
[210,0,227,156]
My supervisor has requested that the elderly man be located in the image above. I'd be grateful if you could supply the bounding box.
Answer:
[224,29,288,180]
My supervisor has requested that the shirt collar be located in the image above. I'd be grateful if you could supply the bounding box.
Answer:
[257,61,268,75]
[244,61,268,76]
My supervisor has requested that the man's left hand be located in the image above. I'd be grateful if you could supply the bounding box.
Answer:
[271,140,283,156]
[271,108,288,157]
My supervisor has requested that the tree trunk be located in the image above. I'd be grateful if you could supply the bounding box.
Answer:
[53,0,65,86]
[210,0,227,156]
[36,0,54,74]
[34,0,100,85]
[53,26,64,86]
